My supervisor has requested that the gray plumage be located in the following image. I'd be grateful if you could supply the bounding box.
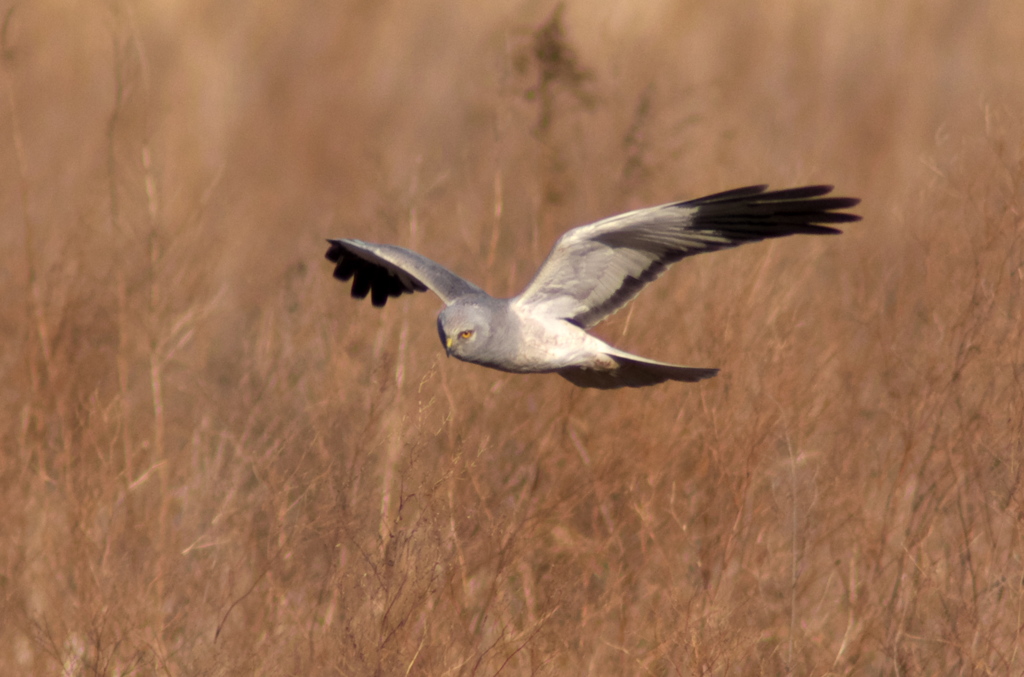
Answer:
[326,184,860,389]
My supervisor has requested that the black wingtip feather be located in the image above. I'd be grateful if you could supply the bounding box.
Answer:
[685,184,770,204]
[684,184,861,237]
[332,256,358,281]
[350,271,372,299]
[371,284,389,307]
[325,239,344,263]
[325,239,426,309]
[753,185,835,201]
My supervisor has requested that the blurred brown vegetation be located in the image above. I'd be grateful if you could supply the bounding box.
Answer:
[2,1,1023,674]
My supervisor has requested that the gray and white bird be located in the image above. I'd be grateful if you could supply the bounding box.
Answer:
[326,185,860,389]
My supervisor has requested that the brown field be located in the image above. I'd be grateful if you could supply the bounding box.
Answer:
[2,1,1023,674]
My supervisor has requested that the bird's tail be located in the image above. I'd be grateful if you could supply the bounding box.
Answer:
[558,352,718,389]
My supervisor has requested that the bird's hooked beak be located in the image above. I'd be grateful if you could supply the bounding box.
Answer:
[444,335,453,357]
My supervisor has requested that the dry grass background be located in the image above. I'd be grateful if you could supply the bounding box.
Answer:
[1,0,1023,674]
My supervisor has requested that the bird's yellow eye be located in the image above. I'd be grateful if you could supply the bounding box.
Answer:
[459,330,474,339]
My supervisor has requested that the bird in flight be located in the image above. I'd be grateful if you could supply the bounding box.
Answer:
[326,185,860,389]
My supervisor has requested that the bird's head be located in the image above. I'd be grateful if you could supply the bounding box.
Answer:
[437,303,491,362]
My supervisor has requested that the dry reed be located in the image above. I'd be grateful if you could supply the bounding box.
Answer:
[1,1,1023,674]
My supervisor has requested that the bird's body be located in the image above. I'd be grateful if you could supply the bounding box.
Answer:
[326,185,860,389]
[440,300,609,373]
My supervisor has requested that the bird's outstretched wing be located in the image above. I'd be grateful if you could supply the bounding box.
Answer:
[512,185,860,328]
[326,239,484,307]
